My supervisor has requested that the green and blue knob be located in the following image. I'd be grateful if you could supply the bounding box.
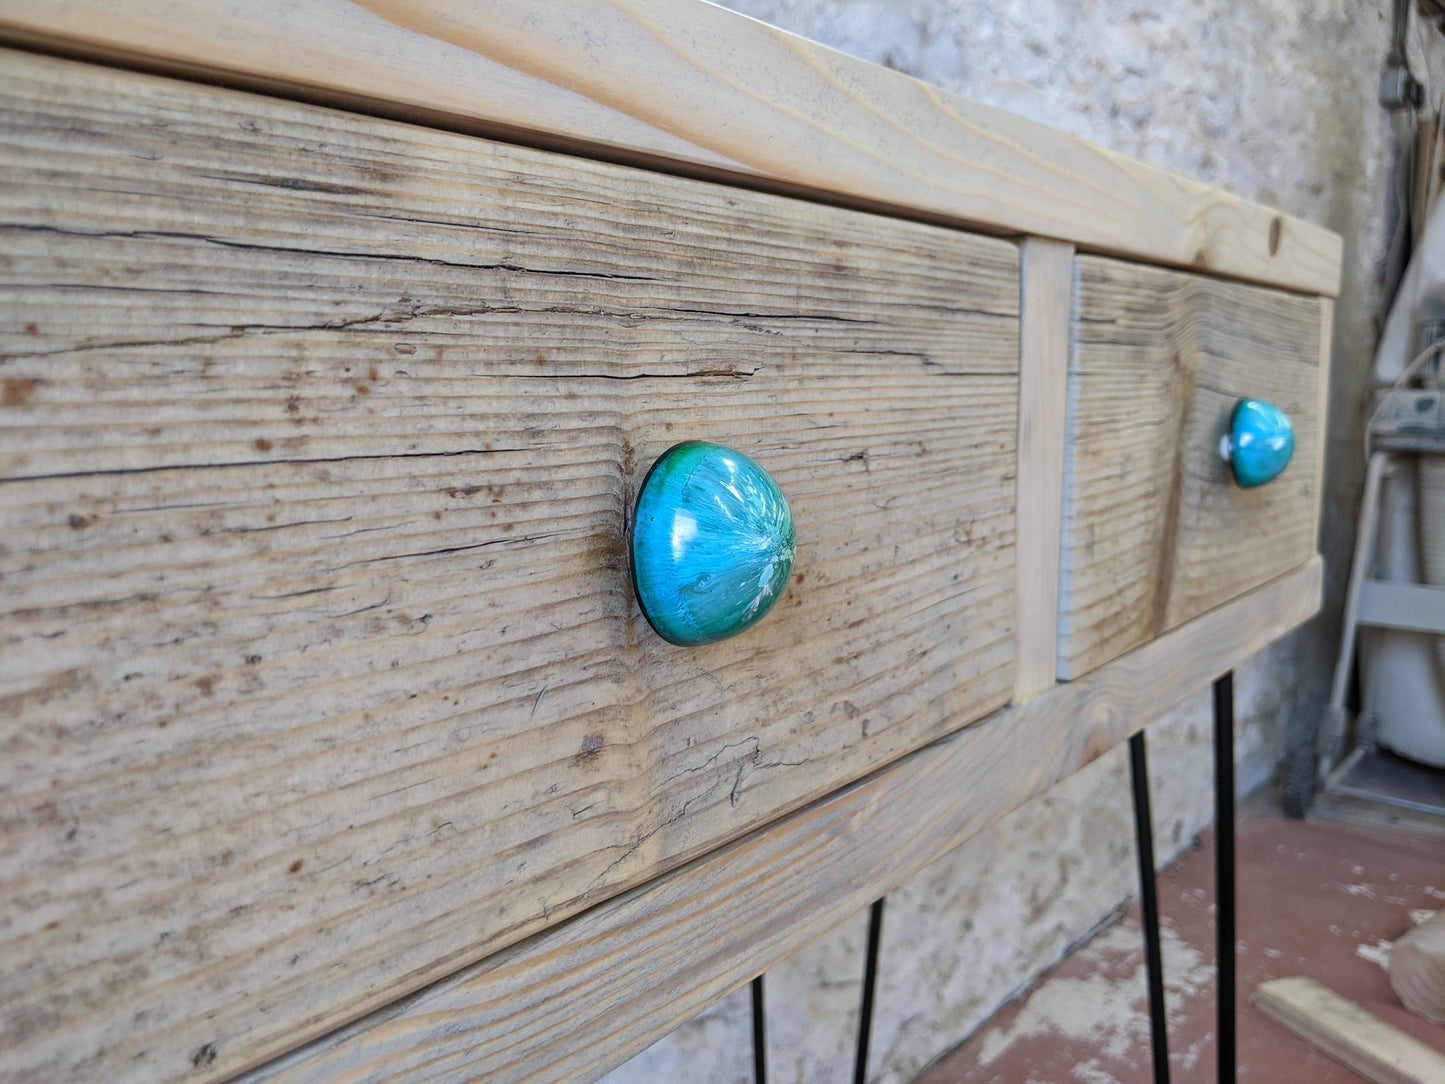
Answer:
[628,441,795,646]
[1220,398,1294,488]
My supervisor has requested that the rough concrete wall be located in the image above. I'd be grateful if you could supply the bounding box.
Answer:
[602,3,1445,1082]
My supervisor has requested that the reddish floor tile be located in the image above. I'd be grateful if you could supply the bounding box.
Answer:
[918,795,1445,1083]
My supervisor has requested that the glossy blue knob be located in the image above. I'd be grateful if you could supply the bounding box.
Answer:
[629,441,795,646]
[1220,398,1294,488]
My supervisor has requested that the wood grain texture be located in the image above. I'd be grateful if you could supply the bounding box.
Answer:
[1316,297,1335,551]
[0,0,1342,295]
[0,51,1020,1083]
[1057,256,1323,679]
[1014,238,1073,701]
[240,559,1324,1084]
[1253,976,1445,1084]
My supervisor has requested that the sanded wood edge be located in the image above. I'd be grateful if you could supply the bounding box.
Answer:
[234,558,1322,1084]
[0,1,1340,295]
[1316,297,1335,550]
[1015,238,1074,702]
[1252,976,1445,1084]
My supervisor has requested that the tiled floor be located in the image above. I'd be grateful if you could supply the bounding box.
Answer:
[917,793,1445,1083]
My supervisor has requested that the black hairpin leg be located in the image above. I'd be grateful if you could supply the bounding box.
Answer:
[1129,731,1171,1084]
[1213,673,1236,1084]
[751,975,767,1084]
[853,897,885,1084]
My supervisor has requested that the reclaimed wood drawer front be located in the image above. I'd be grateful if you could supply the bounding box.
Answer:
[1056,256,1323,680]
[0,51,1020,1083]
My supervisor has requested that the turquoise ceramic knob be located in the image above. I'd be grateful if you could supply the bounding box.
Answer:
[629,441,795,646]
[1220,398,1294,488]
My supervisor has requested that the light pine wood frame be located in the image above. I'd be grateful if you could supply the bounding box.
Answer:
[1014,239,1073,701]
[0,4,1342,1083]
[1317,298,1337,551]
[0,0,1340,295]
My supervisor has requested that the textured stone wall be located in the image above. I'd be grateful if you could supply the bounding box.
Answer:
[602,3,1445,1081]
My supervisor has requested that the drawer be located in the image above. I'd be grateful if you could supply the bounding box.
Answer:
[1056,256,1324,679]
[0,52,1019,1081]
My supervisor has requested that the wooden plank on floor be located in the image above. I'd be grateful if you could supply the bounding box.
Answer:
[1014,238,1073,701]
[1252,976,1445,1084]
[240,559,1323,1084]
[0,0,1342,294]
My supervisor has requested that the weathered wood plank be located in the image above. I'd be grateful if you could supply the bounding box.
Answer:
[1253,976,1445,1084]
[0,51,1019,1083]
[0,0,1342,295]
[1057,256,1322,679]
[240,559,1324,1084]
[1316,297,1335,551]
[1014,238,1073,702]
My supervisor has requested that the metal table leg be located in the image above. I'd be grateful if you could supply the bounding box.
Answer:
[853,897,885,1084]
[1130,731,1171,1084]
[1214,672,1237,1084]
[751,974,767,1084]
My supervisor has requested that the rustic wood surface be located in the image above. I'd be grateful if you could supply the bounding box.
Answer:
[241,560,1324,1084]
[0,51,1021,1083]
[0,0,1342,295]
[1056,256,1322,679]
[1013,238,1073,702]
[1316,297,1335,550]
[1253,976,1445,1084]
